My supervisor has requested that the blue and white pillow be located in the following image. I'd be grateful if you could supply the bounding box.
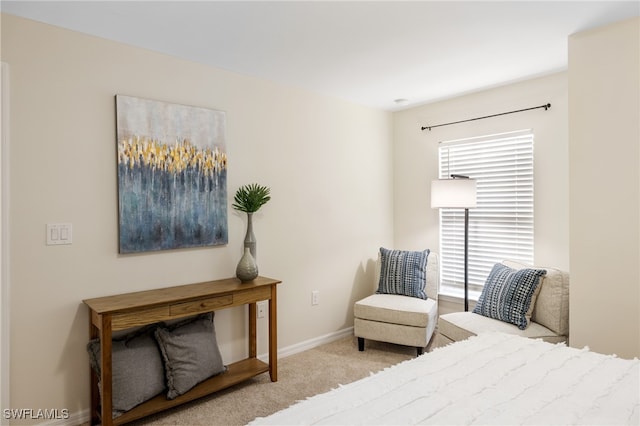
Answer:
[473,263,546,330]
[376,247,430,300]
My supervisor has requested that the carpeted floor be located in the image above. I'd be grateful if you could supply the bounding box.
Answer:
[128,335,425,425]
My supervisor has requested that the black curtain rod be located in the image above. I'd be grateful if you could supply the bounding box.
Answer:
[421,103,551,131]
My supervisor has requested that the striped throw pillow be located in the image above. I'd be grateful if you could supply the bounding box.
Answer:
[376,248,430,300]
[473,263,546,330]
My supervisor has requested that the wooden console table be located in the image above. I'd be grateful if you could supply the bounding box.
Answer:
[83,276,281,426]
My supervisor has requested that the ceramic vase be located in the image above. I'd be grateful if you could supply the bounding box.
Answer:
[236,247,258,282]
[244,212,257,260]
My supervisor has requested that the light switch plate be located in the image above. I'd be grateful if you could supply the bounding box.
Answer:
[47,223,72,245]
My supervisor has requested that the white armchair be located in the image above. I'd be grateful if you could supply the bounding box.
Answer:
[354,250,440,356]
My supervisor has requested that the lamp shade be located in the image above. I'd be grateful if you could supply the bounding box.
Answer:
[431,178,477,208]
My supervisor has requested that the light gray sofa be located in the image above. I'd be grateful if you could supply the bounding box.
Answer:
[438,259,570,345]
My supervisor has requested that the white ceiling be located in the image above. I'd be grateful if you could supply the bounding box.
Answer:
[2,1,639,111]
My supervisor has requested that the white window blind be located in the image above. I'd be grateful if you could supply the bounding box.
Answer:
[438,130,534,297]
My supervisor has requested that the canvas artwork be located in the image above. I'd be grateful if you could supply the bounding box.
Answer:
[116,95,228,253]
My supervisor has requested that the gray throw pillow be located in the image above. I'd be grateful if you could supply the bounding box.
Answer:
[154,312,226,400]
[86,325,165,418]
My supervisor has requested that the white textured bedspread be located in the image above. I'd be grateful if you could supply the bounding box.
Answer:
[250,333,639,425]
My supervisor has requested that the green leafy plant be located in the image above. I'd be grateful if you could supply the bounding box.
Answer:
[232,183,271,213]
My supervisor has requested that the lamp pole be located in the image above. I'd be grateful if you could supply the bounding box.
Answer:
[464,207,469,312]
[451,174,471,312]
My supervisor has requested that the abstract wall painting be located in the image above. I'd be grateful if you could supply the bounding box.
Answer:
[116,95,228,253]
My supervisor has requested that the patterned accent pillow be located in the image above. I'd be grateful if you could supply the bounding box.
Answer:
[376,247,430,299]
[473,263,546,330]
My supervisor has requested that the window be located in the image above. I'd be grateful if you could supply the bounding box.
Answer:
[438,130,534,298]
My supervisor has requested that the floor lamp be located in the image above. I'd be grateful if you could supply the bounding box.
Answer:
[431,175,477,311]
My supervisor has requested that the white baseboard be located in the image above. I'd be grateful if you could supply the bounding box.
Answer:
[49,327,355,426]
[259,326,354,361]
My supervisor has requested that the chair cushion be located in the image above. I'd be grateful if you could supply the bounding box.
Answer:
[355,294,437,328]
[502,260,570,336]
[473,263,546,330]
[439,312,567,344]
[376,248,429,299]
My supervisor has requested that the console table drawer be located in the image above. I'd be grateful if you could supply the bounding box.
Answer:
[111,305,170,330]
[170,294,233,316]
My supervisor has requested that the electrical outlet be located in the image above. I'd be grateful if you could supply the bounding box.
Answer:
[257,301,267,318]
[312,290,319,306]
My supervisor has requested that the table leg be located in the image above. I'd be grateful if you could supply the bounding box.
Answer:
[100,314,113,426]
[269,285,278,382]
[249,302,257,358]
[89,316,100,425]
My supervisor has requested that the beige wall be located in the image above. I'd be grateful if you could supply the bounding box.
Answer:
[568,17,640,359]
[1,14,393,423]
[393,72,570,280]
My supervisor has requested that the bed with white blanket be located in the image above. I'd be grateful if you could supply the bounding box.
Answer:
[250,333,639,425]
